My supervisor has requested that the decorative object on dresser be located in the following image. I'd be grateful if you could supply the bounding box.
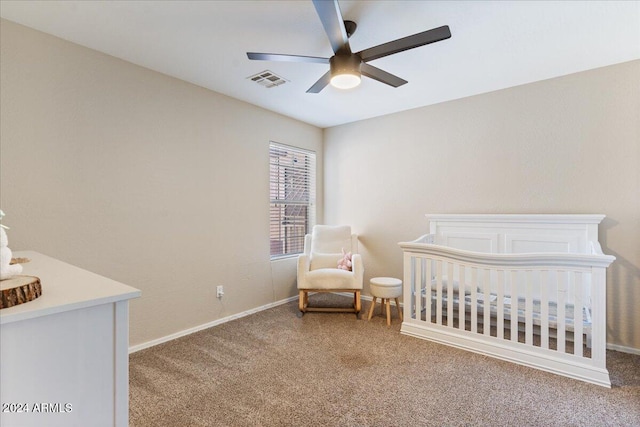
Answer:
[1,274,42,309]
[0,210,41,309]
[0,210,23,280]
[399,214,615,387]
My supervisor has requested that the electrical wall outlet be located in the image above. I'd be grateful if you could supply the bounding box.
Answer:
[216,285,224,299]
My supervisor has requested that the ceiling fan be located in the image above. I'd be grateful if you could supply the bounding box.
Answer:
[247,0,451,93]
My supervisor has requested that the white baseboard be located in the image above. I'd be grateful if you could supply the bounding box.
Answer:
[129,295,298,354]
[607,343,640,355]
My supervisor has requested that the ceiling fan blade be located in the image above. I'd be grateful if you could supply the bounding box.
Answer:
[358,25,451,62]
[361,63,407,88]
[312,0,350,54]
[247,52,329,64]
[306,71,332,93]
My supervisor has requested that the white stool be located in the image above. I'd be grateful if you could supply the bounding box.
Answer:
[368,277,403,326]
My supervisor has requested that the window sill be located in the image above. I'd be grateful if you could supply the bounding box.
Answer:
[270,255,299,262]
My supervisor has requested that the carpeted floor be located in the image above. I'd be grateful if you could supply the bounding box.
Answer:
[129,293,640,426]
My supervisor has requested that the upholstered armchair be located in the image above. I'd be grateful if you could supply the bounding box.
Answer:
[297,225,364,316]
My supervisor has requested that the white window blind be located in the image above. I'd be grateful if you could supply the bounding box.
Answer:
[269,142,316,259]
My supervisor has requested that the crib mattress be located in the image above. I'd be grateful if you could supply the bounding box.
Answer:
[418,289,592,332]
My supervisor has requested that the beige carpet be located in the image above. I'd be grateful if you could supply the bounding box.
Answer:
[129,293,640,426]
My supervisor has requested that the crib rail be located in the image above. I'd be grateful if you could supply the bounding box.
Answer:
[399,235,615,387]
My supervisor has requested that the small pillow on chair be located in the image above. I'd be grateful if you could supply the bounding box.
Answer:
[337,248,352,271]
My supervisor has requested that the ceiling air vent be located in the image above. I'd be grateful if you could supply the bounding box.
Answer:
[248,70,288,88]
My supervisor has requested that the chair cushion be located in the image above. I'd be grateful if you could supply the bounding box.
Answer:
[298,268,362,290]
[310,253,342,271]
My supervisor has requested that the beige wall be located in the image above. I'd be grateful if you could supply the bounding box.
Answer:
[0,19,323,346]
[324,60,640,351]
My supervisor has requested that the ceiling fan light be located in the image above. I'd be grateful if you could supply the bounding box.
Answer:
[329,54,362,90]
[330,73,361,89]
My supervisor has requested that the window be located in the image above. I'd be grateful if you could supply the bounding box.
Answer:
[269,142,316,259]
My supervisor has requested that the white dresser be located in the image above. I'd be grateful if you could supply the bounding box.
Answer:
[1,251,141,427]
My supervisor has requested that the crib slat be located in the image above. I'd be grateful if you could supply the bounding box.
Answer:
[404,254,413,321]
[510,271,517,342]
[483,269,491,336]
[414,257,422,322]
[591,267,606,366]
[574,271,584,356]
[471,268,478,334]
[567,271,575,310]
[436,260,443,325]
[425,259,432,323]
[557,271,567,353]
[540,270,549,349]
[459,266,466,331]
[525,271,533,346]
[497,270,504,340]
[447,262,454,327]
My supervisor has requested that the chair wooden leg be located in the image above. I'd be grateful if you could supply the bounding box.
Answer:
[386,299,391,326]
[367,297,377,321]
[299,290,306,312]
[395,298,403,321]
[355,290,361,313]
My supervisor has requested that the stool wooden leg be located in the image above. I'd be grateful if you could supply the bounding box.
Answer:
[386,299,391,326]
[395,298,403,321]
[380,298,385,315]
[367,297,377,321]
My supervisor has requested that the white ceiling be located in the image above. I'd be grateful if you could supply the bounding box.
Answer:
[1,1,639,128]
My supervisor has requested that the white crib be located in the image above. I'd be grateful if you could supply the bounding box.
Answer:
[399,214,616,387]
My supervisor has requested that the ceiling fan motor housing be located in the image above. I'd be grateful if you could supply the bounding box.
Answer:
[330,54,361,77]
[329,54,362,89]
